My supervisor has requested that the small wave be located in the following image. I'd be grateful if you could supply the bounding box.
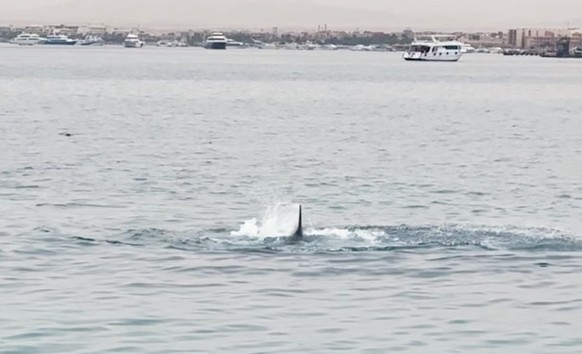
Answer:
[36,203,126,209]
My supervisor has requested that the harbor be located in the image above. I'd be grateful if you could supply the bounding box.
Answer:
[2,24,582,59]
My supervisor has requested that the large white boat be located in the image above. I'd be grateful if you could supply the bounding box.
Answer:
[10,33,43,46]
[124,34,144,48]
[204,32,227,49]
[403,35,464,62]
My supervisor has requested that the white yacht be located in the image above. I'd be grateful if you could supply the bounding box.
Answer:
[10,33,43,46]
[205,32,227,49]
[124,34,144,48]
[403,35,464,62]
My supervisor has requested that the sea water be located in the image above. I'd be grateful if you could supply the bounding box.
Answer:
[1,46,582,353]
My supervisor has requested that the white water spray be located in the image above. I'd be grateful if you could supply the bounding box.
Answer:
[230,203,301,238]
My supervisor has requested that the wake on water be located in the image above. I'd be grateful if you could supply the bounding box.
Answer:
[64,204,582,253]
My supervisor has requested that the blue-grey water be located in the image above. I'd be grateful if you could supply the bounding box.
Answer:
[2,45,582,353]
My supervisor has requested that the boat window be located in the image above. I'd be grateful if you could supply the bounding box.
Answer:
[411,45,431,53]
[444,45,460,50]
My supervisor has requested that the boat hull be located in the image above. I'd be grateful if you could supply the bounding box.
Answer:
[80,41,104,46]
[11,41,39,46]
[205,42,226,49]
[403,57,460,62]
[403,52,462,62]
[124,42,144,48]
[43,41,78,45]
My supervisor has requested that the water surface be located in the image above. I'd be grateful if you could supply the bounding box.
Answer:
[1,46,582,353]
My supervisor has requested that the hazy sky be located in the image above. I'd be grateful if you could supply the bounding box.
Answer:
[2,0,581,31]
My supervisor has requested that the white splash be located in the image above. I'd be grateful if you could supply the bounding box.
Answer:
[230,203,301,238]
[314,227,385,243]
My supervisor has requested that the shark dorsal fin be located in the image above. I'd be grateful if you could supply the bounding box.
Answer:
[291,204,303,240]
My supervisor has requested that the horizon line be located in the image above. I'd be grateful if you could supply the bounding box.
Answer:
[1,19,580,33]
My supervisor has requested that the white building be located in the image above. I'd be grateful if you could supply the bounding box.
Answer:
[78,24,108,35]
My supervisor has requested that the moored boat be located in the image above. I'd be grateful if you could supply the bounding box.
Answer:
[79,35,105,46]
[10,33,44,46]
[124,34,144,48]
[205,32,227,49]
[43,34,77,45]
[403,35,463,62]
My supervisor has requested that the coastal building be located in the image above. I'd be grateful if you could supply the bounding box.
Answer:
[508,28,571,49]
[78,24,108,35]
[22,25,46,35]
[458,32,505,48]
[111,27,136,36]
[45,24,80,36]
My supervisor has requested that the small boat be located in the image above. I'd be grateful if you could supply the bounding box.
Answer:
[156,40,174,47]
[157,39,188,47]
[322,44,338,50]
[351,44,372,51]
[43,34,77,45]
[79,35,104,46]
[369,44,395,52]
[124,34,144,48]
[461,43,476,53]
[205,32,227,49]
[573,47,582,57]
[226,38,247,48]
[540,37,582,59]
[403,35,464,62]
[10,33,43,46]
[304,42,318,50]
[251,39,265,49]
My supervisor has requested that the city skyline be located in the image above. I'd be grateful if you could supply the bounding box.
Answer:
[1,0,582,31]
